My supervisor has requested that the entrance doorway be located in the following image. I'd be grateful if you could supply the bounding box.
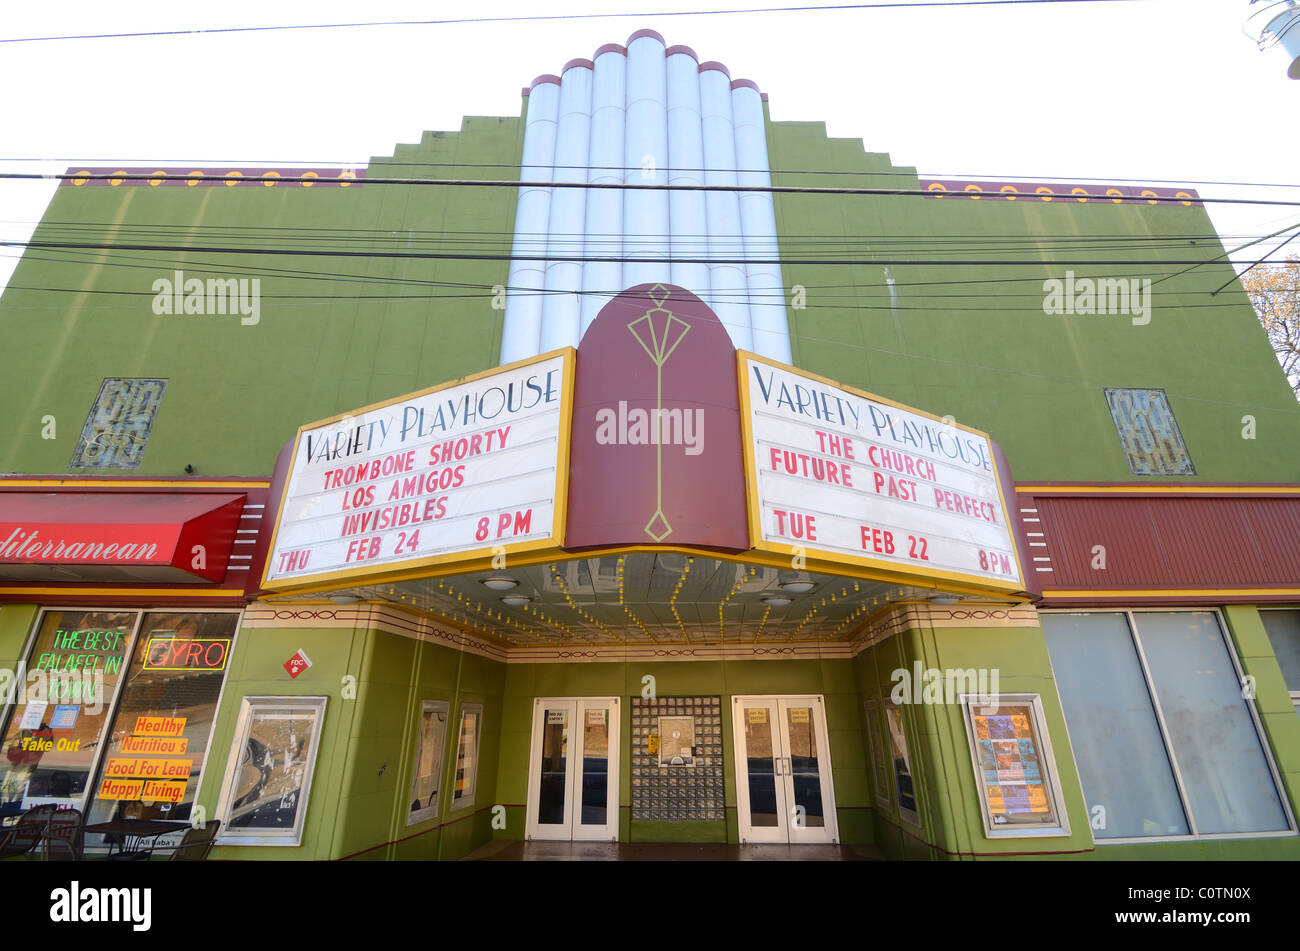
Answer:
[525,698,620,841]
[732,696,839,844]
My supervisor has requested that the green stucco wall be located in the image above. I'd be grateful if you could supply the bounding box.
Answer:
[0,116,523,478]
[765,114,1300,484]
[2,102,1296,483]
[193,623,504,861]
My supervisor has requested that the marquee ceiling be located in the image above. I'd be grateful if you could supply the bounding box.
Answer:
[308,551,1016,647]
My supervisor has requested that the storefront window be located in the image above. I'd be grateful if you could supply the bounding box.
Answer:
[1041,612,1187,839]
[407,700,449,825]
[1043,610,1293,841]
[0,610,136,817]
[215,696,328,846]
[452,703,481,810]
[82,613,238,843]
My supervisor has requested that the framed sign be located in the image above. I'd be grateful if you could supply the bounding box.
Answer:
[214,696,328,846]
[960,693,1071,838]
[657,715,695,767]
[737,352,1025,594]
[451,703,482,811]
[885,704,921,826]
[263,349,575,591]
[863,699,890,808]
[407,700,449,825]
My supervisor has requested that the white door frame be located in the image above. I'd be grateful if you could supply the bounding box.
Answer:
[732,695,839,844]
[525,697,620,841]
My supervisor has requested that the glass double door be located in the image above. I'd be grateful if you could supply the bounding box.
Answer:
[525,697,620,841]
[732,696,838,844]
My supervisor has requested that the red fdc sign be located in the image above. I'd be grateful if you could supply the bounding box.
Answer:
[284,649,312,679]
[142,636,231,671]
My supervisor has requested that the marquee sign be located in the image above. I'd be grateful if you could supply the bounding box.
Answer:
[262,350,574,590]
[738,352,1026,593]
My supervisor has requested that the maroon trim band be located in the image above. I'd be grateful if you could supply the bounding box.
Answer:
[698,61,731,77]
[627,28,666,45]
[666,44,699,60]
[731,78,762,94]
[562,58,595,72]
[594,43,627,57]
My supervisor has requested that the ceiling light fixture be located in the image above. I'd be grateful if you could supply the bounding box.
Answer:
[501,595,531,607]
[328,594,360,605]
[779,581,815,594]
[762,596,793,607]
[480,577,519,591]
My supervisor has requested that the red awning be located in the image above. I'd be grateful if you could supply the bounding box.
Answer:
[0,492,246,584]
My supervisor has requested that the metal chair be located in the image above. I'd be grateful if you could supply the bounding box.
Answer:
[0,805,57,859]
[39,808,84,861]
[166,819,221,861]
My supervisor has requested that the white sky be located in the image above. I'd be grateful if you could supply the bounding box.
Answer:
[1,0,1297,292]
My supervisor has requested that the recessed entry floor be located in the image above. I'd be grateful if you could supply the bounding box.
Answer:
[463,841,883,861]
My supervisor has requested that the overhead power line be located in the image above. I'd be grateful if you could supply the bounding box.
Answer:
[0,1,1157,45]
[0,171,1289,208]
[0,237,1263,267]
[4,224,1255,255]
[1,158,1289,193]
[0,278,1255,313]
[4,218,1252,244]
[4,245,1235,298]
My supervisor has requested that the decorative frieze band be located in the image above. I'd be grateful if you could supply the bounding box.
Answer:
[243,599,1038,663]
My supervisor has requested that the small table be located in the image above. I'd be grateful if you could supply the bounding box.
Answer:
[81,819,189,859]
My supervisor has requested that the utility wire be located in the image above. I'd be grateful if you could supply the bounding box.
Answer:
[1211,229,1300,296]
[5,231,1251,254]
[2,158,1288,193]
[0,280,1252,312]
[3,246,1229,298]
[6,220,1254,245]
[0,171,1284,207]
[0,238,1259,267]
[0,1,1159,45]
[1147,220,1300,290]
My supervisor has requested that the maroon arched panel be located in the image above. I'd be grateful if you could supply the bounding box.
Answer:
[565,284,750,551]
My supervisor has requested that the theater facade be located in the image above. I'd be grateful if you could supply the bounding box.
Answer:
[1,31,1299,861]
